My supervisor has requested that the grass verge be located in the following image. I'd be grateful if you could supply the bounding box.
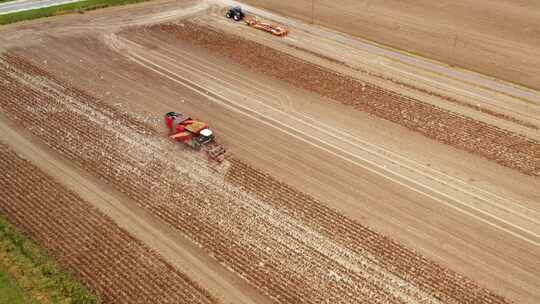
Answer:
[0,216,99,303]
[0,0,148,25]
[0,270,36,304]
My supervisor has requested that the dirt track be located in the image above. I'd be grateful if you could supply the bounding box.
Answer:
[0,1,539,304]
[239,0,540,90]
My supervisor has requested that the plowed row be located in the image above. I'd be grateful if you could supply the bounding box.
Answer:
[0,53,511,304]
[0,142,217,304]
[226,159,508,304]
[149,22,540,177]
[287,44,538,130]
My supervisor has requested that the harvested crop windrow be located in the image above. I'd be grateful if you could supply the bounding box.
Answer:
[0,142,218,304]
[0,53,512,304]
[285,44,539,131]
[148,22,540,177]
[225,159,509,304]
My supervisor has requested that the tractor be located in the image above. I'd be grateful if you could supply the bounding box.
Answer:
[226,6,245,21]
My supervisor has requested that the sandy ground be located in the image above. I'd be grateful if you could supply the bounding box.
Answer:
[0,1,539,303]
[239,0,540,90]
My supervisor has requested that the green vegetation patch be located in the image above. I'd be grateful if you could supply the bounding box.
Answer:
[0,0,149,25]
[0,270,36,304]
[0,216,99,303]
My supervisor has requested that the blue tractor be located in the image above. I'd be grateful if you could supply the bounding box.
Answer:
[226,6,245,22]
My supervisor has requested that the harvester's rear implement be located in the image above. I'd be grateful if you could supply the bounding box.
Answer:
[245,17,289,36]
[205,142,227,163]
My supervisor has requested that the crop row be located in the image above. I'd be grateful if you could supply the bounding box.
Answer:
[151,22,539,177]
[1,54,402,304]
[0,142,217,304]
[0,53,511,304]
[226,159,510,304]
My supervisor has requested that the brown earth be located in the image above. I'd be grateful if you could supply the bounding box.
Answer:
[285,42,538,131]
[0,141,217,304]
[0,1,538,304]
[149,22,540,177]
[0,53,512,304]
[192,9,540,140]
[240,0,540,90]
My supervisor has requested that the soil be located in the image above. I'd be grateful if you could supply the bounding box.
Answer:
[0,1,538,304]
[0,54,512,304]
[0,141,217,304]
[240,0,540,90]
[148,22,540,177]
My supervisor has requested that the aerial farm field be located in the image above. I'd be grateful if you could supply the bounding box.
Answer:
[240,0,540,90]
[0,0,538,303]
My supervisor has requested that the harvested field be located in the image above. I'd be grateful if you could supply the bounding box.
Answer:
[0,1,539,303]
[148,22,540,177]
[0,53,513,304]
[225,159,505,304]
[0,141,217,304]
[286,44,538,130]
[240,0,540,90]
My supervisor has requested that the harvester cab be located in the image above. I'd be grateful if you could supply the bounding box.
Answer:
[198,128,214,144]
[226,6,244,21]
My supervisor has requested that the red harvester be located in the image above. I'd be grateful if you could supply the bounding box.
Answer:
[165,111,226,162]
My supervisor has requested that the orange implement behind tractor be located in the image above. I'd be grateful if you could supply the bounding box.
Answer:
[165,111,226,162]
[245,17,288,36]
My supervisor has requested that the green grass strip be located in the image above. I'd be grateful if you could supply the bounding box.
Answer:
[0,0,148,25]
[0,216,99,303]
[0,270,37,304]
